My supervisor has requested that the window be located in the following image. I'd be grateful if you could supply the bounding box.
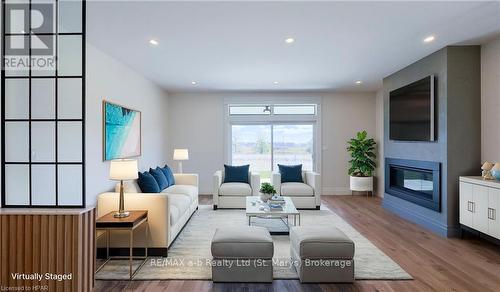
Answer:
[274,105,316,115]
[227,102,320,183]
[229,105,270,115]
[229,104,316,116]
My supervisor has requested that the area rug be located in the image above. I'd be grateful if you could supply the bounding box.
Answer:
[96,205,412,280]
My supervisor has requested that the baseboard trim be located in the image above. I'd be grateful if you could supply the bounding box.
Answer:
[322,187,351,195]
[382,197,459,237]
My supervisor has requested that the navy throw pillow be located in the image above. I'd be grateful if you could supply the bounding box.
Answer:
[160,165,176,186]
[224,164,250,184]
[137,171,160,193]
[149,167,169,191]
[278,164,303,183]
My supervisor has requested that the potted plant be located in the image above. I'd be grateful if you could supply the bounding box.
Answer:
[347,130,377,193]
[260,182,277,202]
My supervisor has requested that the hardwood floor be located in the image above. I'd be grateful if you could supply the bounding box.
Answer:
[93,195,500,292]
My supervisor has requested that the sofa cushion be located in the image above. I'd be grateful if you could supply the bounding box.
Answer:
[219,182,252,196]
[160,165,176,186]
[169,205,181,225]
[290,226,355,259]
[211,226,273,259]
[150,167,169,191]
[281,182,313,197]
[223,164,250,184]
[137,171,160,193]
[115,181,140,193]
[278,164,303,183]
[163,185,198,201]
[166,193,190,216]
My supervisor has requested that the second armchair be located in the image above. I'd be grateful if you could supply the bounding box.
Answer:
[272,169,321,210]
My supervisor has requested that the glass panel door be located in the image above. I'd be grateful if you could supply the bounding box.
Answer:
[2,0,85,207]
[231,125,272,182]
[273,124,314,171]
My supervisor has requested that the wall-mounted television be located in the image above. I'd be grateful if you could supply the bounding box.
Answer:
[389,75,435,141]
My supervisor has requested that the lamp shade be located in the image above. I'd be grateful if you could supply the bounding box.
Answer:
[109,159,139,180]
[173,149,189,161]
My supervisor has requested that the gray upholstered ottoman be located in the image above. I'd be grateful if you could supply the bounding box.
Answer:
[211,226,274,282]
[290,226,355,283]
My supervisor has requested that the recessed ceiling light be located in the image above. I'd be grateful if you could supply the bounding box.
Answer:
[355,80,362,85]
[273,81,279,85]
[285,37,295,44]
[191,81,197,85]
[149,39,159,46]
[423,35,435,43]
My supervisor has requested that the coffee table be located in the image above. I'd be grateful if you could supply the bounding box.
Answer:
[246,196,300,235]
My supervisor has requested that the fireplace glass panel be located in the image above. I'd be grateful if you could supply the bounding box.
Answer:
[390,167,433,197]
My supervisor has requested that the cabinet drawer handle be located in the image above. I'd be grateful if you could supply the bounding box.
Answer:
[467,201,475,213]
[488,208,496,220]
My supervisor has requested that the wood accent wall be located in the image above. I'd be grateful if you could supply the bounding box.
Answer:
[0,208,95,292]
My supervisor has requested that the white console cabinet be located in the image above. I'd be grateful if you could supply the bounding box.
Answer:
[459,176,500,239]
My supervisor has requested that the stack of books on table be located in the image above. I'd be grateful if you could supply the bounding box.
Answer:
[268,196,285,210]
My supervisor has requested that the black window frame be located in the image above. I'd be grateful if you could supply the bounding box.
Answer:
[1,0,86,208]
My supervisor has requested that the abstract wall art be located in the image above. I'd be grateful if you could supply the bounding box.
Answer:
[103,101,141,160]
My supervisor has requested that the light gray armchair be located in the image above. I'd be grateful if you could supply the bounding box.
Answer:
[213,170,260,209]
[272,171,321,209]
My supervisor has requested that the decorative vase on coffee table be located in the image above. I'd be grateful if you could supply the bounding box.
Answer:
[260,192,272,202]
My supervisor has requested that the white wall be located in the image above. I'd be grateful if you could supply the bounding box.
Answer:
[481,35,500,163]
[166,93,224,194]
[321,92,377,195]
[167,92,377,194]
[85,44,169,206]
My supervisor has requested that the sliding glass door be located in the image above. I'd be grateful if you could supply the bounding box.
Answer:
[232,125,272,181]
[273,124,313,171]
[231,124,314,182]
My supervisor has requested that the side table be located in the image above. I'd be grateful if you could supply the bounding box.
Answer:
[95,210,149,279]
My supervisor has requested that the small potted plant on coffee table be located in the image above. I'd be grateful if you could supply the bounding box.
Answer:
[260,182,277,202]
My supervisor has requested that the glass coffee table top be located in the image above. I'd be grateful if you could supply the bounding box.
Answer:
[246,196,299,215]
[245,196,300,235]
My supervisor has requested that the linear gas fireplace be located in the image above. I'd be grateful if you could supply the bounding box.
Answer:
[385,158,441,212]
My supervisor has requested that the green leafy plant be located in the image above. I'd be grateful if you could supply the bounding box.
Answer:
[260,182,277,195]
[347,130,377,177]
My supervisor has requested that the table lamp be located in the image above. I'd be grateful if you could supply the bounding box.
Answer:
[173,149,189,173]
[109,159,138,218]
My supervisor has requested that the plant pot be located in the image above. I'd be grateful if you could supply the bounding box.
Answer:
[259,192,273,202]
[350,176,373,192]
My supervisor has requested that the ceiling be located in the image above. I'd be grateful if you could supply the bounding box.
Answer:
[87,1,500,93]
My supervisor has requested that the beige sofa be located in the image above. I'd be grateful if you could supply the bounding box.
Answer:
[97,173,198,255]
[272,171,321,209]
